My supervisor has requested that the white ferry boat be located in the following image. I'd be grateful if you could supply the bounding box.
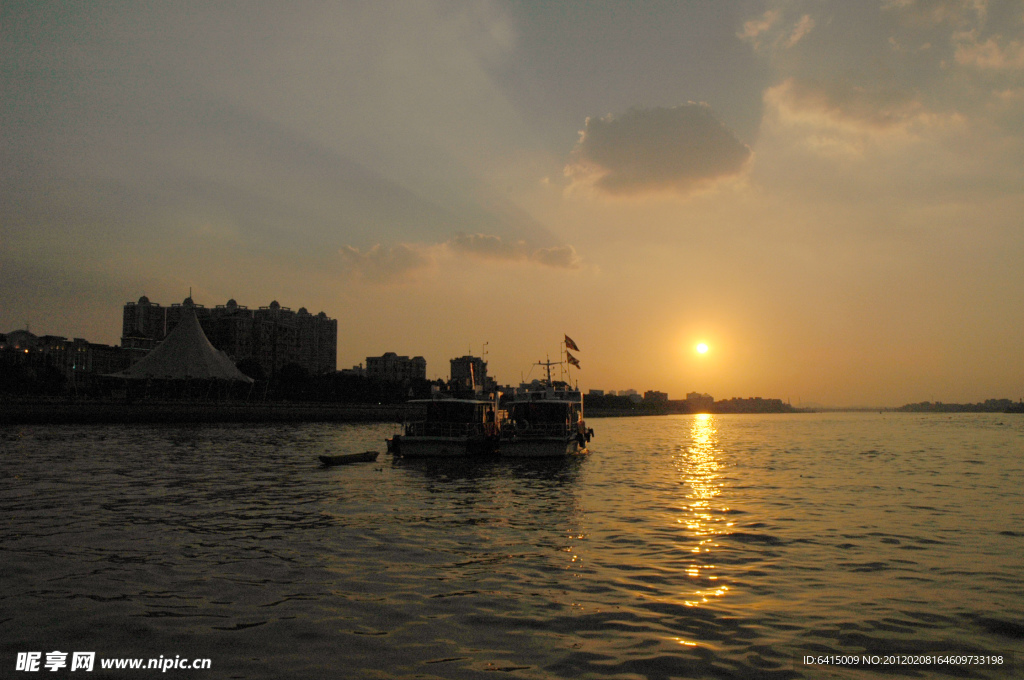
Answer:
[500,359,593,458]
[389,398,500,458]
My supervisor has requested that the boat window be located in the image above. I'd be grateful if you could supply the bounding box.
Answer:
[425,401,489,422]
[510,402,574,423]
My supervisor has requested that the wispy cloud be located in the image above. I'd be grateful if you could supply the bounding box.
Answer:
[447,233,579,268]
[340,233,581,283]
[339,244,435,283]
[765,78,932,133]
[531,244,581,269]
[786,15,816,48]
[955,34,1024,69]
[447,232,531,260]
[738,9,781,48]
[565,104,752,197]
[738,8,815,51]
[882,0,987,29]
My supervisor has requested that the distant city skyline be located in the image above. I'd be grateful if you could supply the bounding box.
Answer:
[1,298,682,399]
[3,289,1021,407]
[0,299,722,402]
[3,2,1022,406]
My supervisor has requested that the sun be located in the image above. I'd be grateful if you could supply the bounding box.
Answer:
[696,343,709,354]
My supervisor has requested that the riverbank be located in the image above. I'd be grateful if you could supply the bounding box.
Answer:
[0,399,423,425]
[1,399,808,425]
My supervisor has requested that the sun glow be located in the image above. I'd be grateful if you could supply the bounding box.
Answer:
[696,343,709,354]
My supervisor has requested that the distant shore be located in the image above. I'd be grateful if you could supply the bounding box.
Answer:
[583,408,800,417]
[1,397,807,425]
[4,397,1019,426]
[0,399,423,425]
[895,398,1024,414]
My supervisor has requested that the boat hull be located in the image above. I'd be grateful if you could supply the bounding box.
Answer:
[500,435,580,458]
[392,435,497,458]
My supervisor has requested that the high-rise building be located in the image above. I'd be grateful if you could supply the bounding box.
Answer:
[365,352,426,382]
[252,300,299,377]
[121,296,166,351]
[296,307,337,376]
[120,296,337,377]
[209,299,254,367]
[449,355,493,391]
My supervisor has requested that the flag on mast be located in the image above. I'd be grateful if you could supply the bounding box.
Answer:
[564,335,580,352]
[566,351,581,369]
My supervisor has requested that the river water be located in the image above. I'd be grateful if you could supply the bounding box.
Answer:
[2,413,1021,679]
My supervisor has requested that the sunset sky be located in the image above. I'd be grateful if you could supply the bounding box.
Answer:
[3,1,1023,407]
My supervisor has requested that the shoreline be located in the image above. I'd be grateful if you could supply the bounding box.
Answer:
[4,400,1017,426]
[0,399,422,425]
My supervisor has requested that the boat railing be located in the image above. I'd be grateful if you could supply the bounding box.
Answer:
[503,422,571,438]
[405,421,487,438]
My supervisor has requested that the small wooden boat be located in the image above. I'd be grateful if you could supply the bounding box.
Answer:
[319,450,380,466]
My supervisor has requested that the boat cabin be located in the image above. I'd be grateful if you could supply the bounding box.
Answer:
[506,399,579,432]
[423,399,495,424]
[405,398,500,438]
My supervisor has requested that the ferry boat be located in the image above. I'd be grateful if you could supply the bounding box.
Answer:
[389,398,500,458]
[500,360,593,458]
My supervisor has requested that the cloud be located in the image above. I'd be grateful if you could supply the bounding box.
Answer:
[882,0,986,29]
[883,0,1024,71]
[565,104,752,197]
[955,35,1024,69]
[447,232,531,260]
[786,15,816,48]
[738,9,815,51]
[765,77,932,133]
[339,244,435,283]
[447,233,581,268]
[738,9,781,46]
[340,233,581,283]
[531,244,581,269]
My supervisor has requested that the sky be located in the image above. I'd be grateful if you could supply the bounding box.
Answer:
[2,0,1023,407]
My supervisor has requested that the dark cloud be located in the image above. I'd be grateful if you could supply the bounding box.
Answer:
[566,104,752,196]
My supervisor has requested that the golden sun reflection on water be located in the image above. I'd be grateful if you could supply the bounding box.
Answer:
[674,414,730,608]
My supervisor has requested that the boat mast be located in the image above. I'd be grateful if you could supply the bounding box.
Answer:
[534,357,560,390]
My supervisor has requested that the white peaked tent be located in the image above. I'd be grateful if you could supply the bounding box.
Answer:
[108,305,254,383]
